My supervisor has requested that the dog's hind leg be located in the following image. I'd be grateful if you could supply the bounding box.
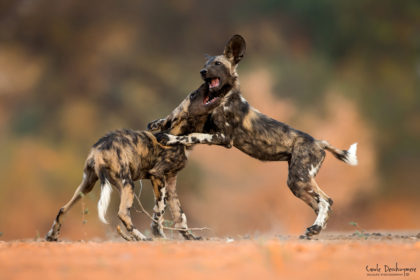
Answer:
[46,165,97,241]
[305,178,333,235]
[287,177,333,238]
[117,177,149,241]
[150,174,168,239]
[287,145,333,238]
[166,175,202,240]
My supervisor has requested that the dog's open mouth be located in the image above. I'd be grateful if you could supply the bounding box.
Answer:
[203,92,219,105]
[208,77,220,89]
[203,77,222,105]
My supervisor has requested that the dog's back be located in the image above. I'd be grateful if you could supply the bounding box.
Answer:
[89,129,160,181]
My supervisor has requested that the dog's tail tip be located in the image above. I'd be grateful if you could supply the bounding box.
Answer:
[345,142,358,166]
[98,180,113,224]
[322,141,358,166]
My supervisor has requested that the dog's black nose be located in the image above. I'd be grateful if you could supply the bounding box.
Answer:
[200,69,208,76]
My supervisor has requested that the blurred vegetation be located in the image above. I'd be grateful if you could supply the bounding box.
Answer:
[0,0,419,219]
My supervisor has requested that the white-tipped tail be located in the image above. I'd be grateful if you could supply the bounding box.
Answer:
[344,143,358,166]
[98,179,112,224]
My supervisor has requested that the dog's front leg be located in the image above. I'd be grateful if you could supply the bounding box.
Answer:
[210,106,234,148]
[147,118,167,132]
[160,132,231,147]
[165,175,202,240]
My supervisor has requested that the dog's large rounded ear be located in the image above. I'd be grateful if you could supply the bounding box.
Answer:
[223,34,246,65]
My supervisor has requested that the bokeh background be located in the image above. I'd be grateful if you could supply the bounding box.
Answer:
[1,0,419,240]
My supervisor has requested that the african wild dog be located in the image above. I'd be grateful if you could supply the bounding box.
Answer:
[45,84,225,242]
[155,35,358,238]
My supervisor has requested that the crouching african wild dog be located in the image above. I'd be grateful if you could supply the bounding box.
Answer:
[45,84,225,242]
[154,35,358,238]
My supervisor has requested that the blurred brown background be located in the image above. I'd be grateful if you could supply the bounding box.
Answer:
[0,0,419,240]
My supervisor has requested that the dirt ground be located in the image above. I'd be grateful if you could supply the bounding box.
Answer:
[1,232,419,280]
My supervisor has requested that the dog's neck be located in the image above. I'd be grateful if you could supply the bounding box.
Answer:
[217,76,240,99]
[221,78,242,100]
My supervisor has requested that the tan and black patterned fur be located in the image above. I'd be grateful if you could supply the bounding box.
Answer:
[156,35,358,238]
[45,84,225,242]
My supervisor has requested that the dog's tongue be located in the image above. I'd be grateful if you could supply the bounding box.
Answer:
[209,78,220,89]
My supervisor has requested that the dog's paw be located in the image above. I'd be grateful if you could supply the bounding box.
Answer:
[304,225,322,237]
[45,235,58,242]
[45,229,59,242]
[147,118,165,132]
[133,228,153,241]
[299,234,311,240]
[155,132,170,145]
[156,133,185,146]
[211,134,231,147]
[181,231,203,241]
[224,142,232,148]
[183,233,202,241]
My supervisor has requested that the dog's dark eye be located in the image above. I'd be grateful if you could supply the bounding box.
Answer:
[215,61,221,66]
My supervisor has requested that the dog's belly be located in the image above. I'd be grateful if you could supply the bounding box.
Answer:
[234,138,291,161]
[230,112,313,161]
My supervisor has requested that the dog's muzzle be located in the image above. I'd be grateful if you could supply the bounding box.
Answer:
[200,68,208,78]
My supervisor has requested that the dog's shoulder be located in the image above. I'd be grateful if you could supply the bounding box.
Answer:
[222,91,250,118]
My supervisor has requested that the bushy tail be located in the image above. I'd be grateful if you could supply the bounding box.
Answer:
[97,179,113,224]
[320,141,358,166]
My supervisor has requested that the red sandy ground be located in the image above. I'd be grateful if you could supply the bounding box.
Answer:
[1,234,419,280]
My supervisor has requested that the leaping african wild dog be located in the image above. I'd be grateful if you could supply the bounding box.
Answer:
[45,84,225,242]
[153,35,358,238]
